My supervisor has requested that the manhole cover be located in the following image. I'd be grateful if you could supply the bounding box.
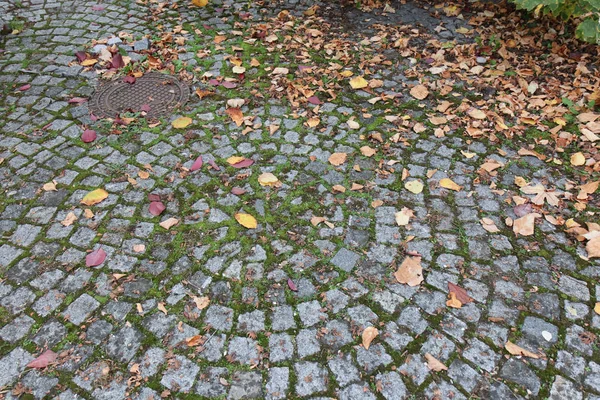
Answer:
[89,72,190,118]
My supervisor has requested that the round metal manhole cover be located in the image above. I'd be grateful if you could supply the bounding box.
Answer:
[89,72,190,118]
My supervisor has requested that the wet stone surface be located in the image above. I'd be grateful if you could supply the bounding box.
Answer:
[0,0,599,398]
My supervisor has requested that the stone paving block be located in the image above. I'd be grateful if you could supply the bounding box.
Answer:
[228,371,263,400]
[62,293,100,325]
[160,355,199,392]
[295,361,328,397]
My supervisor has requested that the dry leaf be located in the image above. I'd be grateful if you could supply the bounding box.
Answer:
[271,67,289,75]
[468,108,486,119]
[235,213,257,229]
[360,146,376,157]
[306,117,320,128]
[81,189,108,206]
[328,152,347,166]
[410,85,429,100]
[172,116,192,129]
[594,302,600,315]
[587,237,600,259]
[332,185,346,193]
[362,326,379,350]
[394,256,423,286]
[83,209,94,219]
[186,335,204,347]
[405,180,423,194]
[193,296,210,310]
[225,108,244,126]
[439,178,462,191]
[311,216,326,226]
[157,302,168,315]
[570,152,586,166]
[226,156,246,165]
[513,213,541,236]
[43,181,57,191]
[138,170,150,179]
[505,341,539,359]
[425,353,448,371]
[159,217,179,230]
[347,120,360,130]
[61,212,77,227]
[395,207,414,226]
[349,76,368,89]
[481,218,500,233]
[514,176,528,187]
[371,199,383,208]
[27,350,58,369]
[133,244,145,253]
[448,282,473,304]
[446,292,462,308]
[258,172,280,187]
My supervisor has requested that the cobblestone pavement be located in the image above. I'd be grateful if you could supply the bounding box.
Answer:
[1,0,600,398]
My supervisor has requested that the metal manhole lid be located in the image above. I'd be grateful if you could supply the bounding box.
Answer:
[89,72,190,118]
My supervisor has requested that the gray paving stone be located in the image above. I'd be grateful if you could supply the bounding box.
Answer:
[295,361,328,397]
[499,358,541,395]
[160,355,199,392]
[0,348,34,387]
[328,353,360,387]
[266,367,289,400]
[62,293,100,325]
[104,325,144,363]
[228,371,263,400]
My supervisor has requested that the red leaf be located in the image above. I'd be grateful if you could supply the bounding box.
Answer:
[208,159,220,171]
[123,76,136,84]
[140,104,151,112]
[91,5,104,10]
[221,81,237,89]
[148,193,161,202]
[27,350,58,369]
[448,282,473,304]
[231,158,254,168]
[81,129,97,143]
[90,113,99,121]
[86,247,107,267]
[307,96,321,105]
[231,187,246,195]
[18,84,31,91]
[149,201,166,216]
[68,97,87,104]
[75,51,88,62]
[298,65,312,72]
[190,155,203,171]
[209,79,220,86]
[111,53,124,69]
[514,203,532,218]
[287,278,298,292]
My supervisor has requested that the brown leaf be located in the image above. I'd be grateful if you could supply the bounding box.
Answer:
[505,341,540,359]
[192,296,210,310]
[159,217,179,230]
[157,302,168,315]
[425,353,448,371]
[513,213,541,236]
[448,282,473,304]
[186,335,204,347]
[394,256,423,286]
[61,212,77,227]
[328,152,347,166]
[362,326,379,350]
[225,108,244,126]
[480,218,500,233]
[410,84,429,100]
[446,292,462,308]
[587,237,600,259]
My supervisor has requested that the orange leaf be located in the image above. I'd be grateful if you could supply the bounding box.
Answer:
[448,282,473,304]
[394,256,423,286]
[505,341,540,358]
[226,108,244,127]
[425,353,447,371]
[328,152,347,166]
[361,326,379,350]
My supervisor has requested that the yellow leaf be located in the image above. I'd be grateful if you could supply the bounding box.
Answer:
[227,156,246,165]
[505,341,540,359]
[394,256,423,286]
[81,59,98,66]
[405,180,423,194]
[425,353,448,371]
[349,76,368,89]
[439,178,462,191]
[328,152,347,166]
[570,152,586,166]
[235,213,257,229]
[192,0,208,6]
[361,326,379,350]
[395,207,414,226]
[340,70,353,77]
[43,181,57,191]
[410,85,429,100]
[172,117,192,129]
[81,189,108,206]
[258,172,280,187]
[594,302,600,315]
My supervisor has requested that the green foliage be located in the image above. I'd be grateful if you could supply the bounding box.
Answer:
[510,0,600,43]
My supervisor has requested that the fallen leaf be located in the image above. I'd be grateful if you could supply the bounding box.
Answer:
[362,326,379,350]
[86,247,107,267]
[271,67,289,75]
[138,170,150,179]
[360,146,376,157]
[347,120,360,130]
[84,209,94,219]
[149,201,166,216]
[27,350,58,369]
[193,296,210,310]
[227,98,245,108]
[186,335,204,346]
[405,180,424,194]
[349,76,368,89]
[514,176,528,187]
[594,303,600,315]
[258,172,280,186]
[332,185,346,193]
[446,292,462,308]
[505,341,539,358]
[439,178,462,191]
[425,353,447,371]
[157,302,168,315]
[395,207,414,226]
[232,65,246,74]
[468,108,486,119]
[81,58,98,66]
[448,282,473,304]
[394,256,423,286]
[226,108,244,126]
[61,212,77,227]
[159,217,179,230]
[481,218,500,233]
[81,189,108,206]
[231,187,246,195]
[227,156,246,165]
[43,181,57,192]
[587,237,600,259]
[81,129,97,143]
[371,200,383,208]
[133,244,145,253]
[410,85,429,100]
[513,213,541,236]
[190,155,203,171]
[235,213,257,229]
[311,216,326,226]
[287,278,298,292]
[570,152,586,166]
[328,152,347,166]
[172,117,192,129]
